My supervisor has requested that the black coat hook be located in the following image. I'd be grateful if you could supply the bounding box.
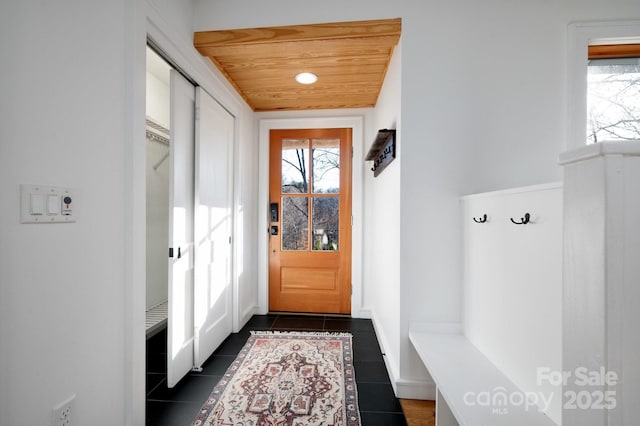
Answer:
[473,214,487,223]
[510,213,530,225]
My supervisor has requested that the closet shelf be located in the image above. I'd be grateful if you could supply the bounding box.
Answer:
[146,117,170,146]
[146,299,168,338]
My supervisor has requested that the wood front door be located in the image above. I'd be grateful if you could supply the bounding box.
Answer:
[269,128,352,314]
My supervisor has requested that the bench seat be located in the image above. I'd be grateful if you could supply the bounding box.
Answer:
[409,331,557,426]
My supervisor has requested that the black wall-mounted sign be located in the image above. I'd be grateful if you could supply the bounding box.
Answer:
[365,129,396,177]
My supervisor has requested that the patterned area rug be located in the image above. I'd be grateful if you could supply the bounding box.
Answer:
[192,331,361,426]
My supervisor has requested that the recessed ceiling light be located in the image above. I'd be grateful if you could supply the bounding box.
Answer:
[295,72,318,85]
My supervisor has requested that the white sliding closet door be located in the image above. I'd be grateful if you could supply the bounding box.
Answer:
[193,87,234,369]
[167,70,196,388]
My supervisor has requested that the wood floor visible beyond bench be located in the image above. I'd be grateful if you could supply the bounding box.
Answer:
[400,399,436,426]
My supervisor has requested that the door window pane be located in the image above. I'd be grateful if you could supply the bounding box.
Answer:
[282,197,308,251]
[312,197,339,251]
[587,57,640,143]
[312,138,340,194]
[282,139,309,193]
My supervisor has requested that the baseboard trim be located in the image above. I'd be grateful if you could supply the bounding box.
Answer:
[369,312,401,393]
[235,305,260,332]
[368,313,437,401]
[352,308,371,319]
[395,377,436,400]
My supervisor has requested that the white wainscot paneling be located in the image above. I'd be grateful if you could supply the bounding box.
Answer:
[462,182,563,425]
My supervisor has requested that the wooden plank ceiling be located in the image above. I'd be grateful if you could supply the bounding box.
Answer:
[194,18,401,111]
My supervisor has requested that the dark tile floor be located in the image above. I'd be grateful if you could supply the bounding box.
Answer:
[146,314,407,425]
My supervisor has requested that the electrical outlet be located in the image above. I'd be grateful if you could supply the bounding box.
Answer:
[52,394,75,426]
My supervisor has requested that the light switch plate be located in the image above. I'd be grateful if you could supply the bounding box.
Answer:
[30,193,44,215]
[21,184,76,223]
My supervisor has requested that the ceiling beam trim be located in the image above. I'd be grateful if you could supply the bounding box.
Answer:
[194,18,401,47]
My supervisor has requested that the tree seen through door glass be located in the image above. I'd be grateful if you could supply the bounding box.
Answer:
[280,137,341,251]
[282,197,309,250]
[281,139,309,193]
[311,138,340,251]
[281,138,309,251]
[312,197,339,251]
[312,138,340,194]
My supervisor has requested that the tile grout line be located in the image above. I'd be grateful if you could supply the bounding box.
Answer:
[147,399,203,404]
[146,377,167,398]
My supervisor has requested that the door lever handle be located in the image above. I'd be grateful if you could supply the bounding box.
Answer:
[270,225,278,235]
[169,247,182,258]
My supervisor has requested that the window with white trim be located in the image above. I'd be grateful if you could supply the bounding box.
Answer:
[587,44,640,143]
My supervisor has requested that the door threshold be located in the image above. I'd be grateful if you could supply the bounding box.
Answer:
[268,311,351,318]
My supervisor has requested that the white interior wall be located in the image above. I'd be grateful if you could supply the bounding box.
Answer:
[396,1,565,385]
[0,1,131,424]
[366,40,404,390]
[234,109,260,329]
[145,63,170,309]
[146,68,170,128]
[147,0,194,40]
[234,111,260,327]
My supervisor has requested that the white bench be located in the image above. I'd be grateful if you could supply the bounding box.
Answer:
[409,331,557,426]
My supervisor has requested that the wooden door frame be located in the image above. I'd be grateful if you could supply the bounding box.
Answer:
[258,116,368,318]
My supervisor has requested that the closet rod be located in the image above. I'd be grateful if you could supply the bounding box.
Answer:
[146,117,170,146]
[146,129,169,146]
[153,152,170,170]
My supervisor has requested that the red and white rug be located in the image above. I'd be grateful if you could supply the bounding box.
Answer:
[192,331,361,426]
